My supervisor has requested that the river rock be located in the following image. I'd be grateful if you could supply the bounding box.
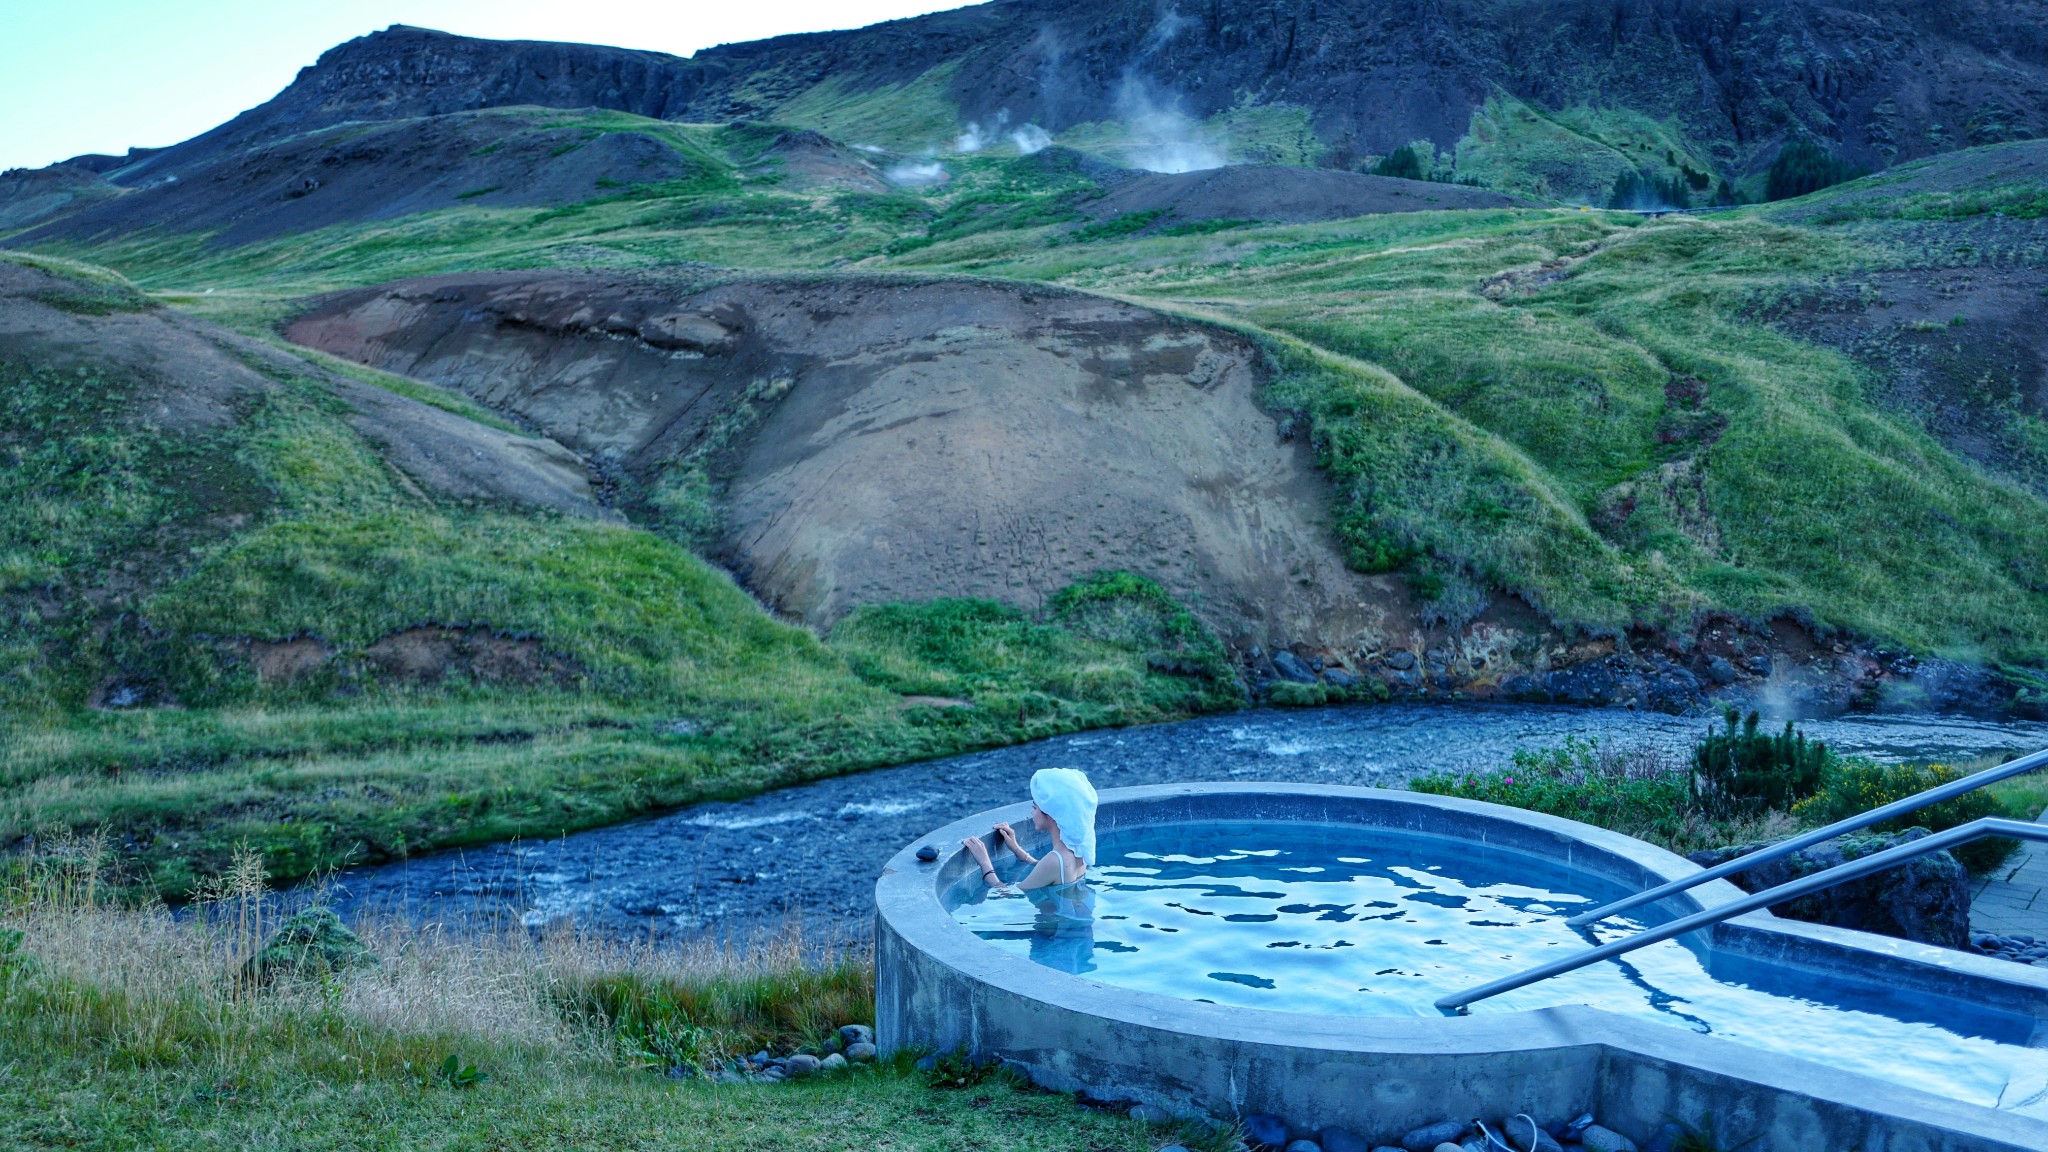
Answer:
[820,1053,847,1072]
[784,1054,821,1078]
[1432,1144,1463,1152]
[1688,828,1970,947]
[845,1041,876,1062]
[838,1024,873,1047]
[1503,1118,1563,1152]
[1242,1114,1290,1150]
[1317,1127,1373,1152]
[1284,1142,1322,1152]
[1403,1122,1468,1152]
[1577,1125,1636,1152]
[1273,651,1318,683]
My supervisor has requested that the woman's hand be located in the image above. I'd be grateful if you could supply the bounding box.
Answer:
[992,822,1036,865]
[961,836,1002,887]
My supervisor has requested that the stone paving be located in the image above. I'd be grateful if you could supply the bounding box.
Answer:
[1969,810,2048,938]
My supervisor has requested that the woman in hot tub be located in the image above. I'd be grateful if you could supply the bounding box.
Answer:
[961,767,1097,972]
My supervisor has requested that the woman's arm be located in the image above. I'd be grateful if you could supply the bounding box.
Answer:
[1011,851,1076,891]
[993,823,1036,865]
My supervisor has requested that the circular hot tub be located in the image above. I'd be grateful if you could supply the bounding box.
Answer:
[874,783,2048,1152]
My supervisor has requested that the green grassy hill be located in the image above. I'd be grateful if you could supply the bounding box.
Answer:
[5,116,2047,892]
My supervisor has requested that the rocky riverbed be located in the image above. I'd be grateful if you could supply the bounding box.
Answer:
[323,703,2048,945]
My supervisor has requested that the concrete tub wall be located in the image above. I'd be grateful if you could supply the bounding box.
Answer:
[875,783,2048,1152]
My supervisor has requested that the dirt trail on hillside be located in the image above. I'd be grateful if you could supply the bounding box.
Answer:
[288,273,1386,650]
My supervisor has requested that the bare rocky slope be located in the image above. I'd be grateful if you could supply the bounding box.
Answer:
[284,270,2022,715]
[286,272,1382,651]
[12,110,712,247]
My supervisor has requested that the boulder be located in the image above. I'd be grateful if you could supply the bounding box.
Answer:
[1317,1128,1373,1152]
[1272,651,1318,683]
[845,1041,877,1062]
[1578,1126,1636,1152]
[838,1023,873,1047]
[819,1053,847,1072]
[784,1053,821,1077]
[1688,828,1970,947]
[1403,1121,1468,1152]
[1243,1114,1290,1150]
[242,907,376,981]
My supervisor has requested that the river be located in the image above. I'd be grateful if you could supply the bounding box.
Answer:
[324,703,2048,945]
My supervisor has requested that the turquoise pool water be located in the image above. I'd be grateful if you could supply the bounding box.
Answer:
[951,821,2048,1114]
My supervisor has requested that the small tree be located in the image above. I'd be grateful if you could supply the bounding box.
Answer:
[1766,140,1864,201]
[1691,708,1830,817]
[1373,146,1425,181]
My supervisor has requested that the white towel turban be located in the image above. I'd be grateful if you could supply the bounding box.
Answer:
[1029,767,1098,867]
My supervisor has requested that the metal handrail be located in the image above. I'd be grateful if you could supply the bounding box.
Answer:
[1436,816,2048,1013]
[1566,746,2048,928]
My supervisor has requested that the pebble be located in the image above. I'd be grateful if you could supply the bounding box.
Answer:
[1317,1127,1372,1152]
[820,1053,847,1072]
[1432,1144,1464,1152]
[1243,1113,1290,1150]
[1130,1104,1173,1124]
[784,1054,821,1078]
[839,1023,874,1047]
[1578,1126,1636,1152]
[1403,1121,1469,1152]
[1284,1141,1322,1152]
[845,1041,877,1062]
[916,844,939,862]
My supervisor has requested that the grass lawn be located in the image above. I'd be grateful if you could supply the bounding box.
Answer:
[0,846,1225,1152]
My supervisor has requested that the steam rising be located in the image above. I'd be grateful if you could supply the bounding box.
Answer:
[885,161,948,187]
[1114,78,1225,173]
[952,110,1054,155]
[1111,9,1226,174]
[1009,124,1053,154]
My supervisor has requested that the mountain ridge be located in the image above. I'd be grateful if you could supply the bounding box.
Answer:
[63,2,2048,196]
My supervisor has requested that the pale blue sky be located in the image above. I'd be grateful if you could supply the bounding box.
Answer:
[0,0,968,171]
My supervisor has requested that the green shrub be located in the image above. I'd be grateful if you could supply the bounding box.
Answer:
[1372,146,1425,181]
[1766,140,1864,201]
[1690,709,1830,817]
[1795,760,2018,874]
[1607,169,1691,210]
[1266,681,1327,707]
[1072,209,1167,242]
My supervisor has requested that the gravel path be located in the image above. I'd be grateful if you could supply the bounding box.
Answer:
[324,703,2048,944]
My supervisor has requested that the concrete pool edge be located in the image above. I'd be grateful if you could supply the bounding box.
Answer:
[875,783,2048,1152]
